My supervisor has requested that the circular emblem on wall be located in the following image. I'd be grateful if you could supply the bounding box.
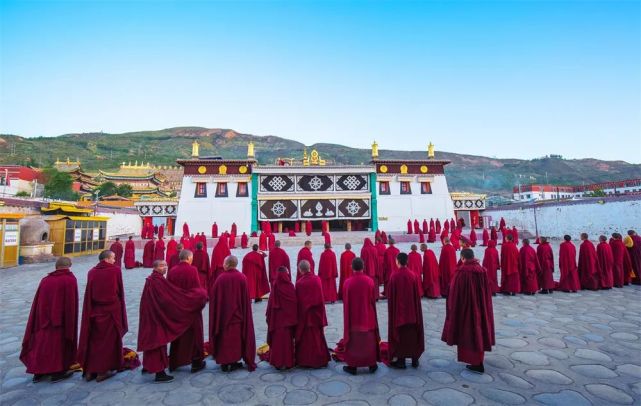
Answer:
[197,166,207,174]
[380,165,388,173]
[218,164,227,175]
[420,165,428,173]
[400,164,408,174]
[239,165,248,174]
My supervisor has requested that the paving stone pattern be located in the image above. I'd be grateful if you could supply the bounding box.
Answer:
[1,242,640,405]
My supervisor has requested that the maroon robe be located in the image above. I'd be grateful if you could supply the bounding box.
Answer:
[558,241,580,291]
[449,219,456,231]
[211,223,218,238]
[229,233,237,249]
[382,244,400,295]
[296,247,315,280]
[158,224,164,239]
[110,241,124,269]
[413,220,420,235]
[266,272,297,369]
[482,240,500,293]
[499,218,506,229]
[407,251,424,297]
[500,241,520,294]
[519,245,540,294]
[419,232,425,243]
[182,222,190,238]
[342,272,380,367]
[323,232,331,247]
[295,273,330,368]
[77,261,128,374]
[165,239,178,263]
[381,231,388,244]
[596,241,614,289]
[469,228,477,247]
[511,227,519,245]
[629,234,641,283]
[388,266,424,361]
[439,244,457,297]
[435,219,442,234]
[154,239,165,261]
[242,251,270,299]
[124,239,137,269]
[166,262,205,369]
[338,249,356,300]
[268,233,276,251]
[536,242,556,290]
[192,247,211,289]
[168,253,180,270]
[209,269,256,370]
[578,240,600,290]
[269,246,291,283]
[428,224,436,243]
[305,221,312,236]
[20,269,78,375]
[375,241,386,284]
[142,240,155,268]
[481,229,489,246]
[422,219,429,234]
[360,238,379,285]
[610,238,631,287]
[231,223,237,235]
[241,233,249,249]
[442,259,495,364]
[137,271,207,373]
[422,248,441,298]
[259,232,267,251]
[210,235,231,283]
[407,220,413,234]
[490,227,498,242]
[318,249,338,302]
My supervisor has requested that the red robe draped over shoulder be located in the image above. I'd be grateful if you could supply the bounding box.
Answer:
[596,241,614,289]
[519,245,540,294]
[318,249,338,302]
[481,229,489,246]
[360,239,378,285]
[259,232,267,251]
[407,250,424,297]
[210,235,231,283]
[610,238,631,287]
[338,249,356,300]
[124,239,137,269]
[500,241,520,294]
[269,246,291,283]
[143,240,155,268]
[154,239,165,261]
[110,242,124,268]
[439,244,457,297]
[295,273,330,368]
[266,272,297,369]
[20,269,78,375]
[242,251,270,299]
[305,221,312,236]
[482,241,500,293]
[388,266,424,361]
[536,242,556,290]
[558,241,580,291]
[382,245,400,295]
[342,272,380,367]
[407,220,413,234]
[211,223,218,238]
[296,247,315,280]
[422,219,428,234]
[192,247,211,289]
[166,239,178,263]
[422,248,441,298]
[413,220,420,235]
[241,233,249,249]
[578,240,600,290]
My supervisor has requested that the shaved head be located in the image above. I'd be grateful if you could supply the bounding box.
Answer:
[55,256,72,269]
[224,255,238,270]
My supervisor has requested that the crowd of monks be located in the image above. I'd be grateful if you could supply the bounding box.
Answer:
[19,221,641,385]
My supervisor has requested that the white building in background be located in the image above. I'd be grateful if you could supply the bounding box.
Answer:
[513,179,641,201]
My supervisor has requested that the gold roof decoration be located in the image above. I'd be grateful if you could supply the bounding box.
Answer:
[247,141,255,158]
[428,142,435,159]
[192,140,200,157]
[303,149,326,166]
[371,141,379,159]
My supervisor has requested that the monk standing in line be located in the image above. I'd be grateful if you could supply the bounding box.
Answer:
[124,236,138,269]
[338,243,356,300]
[420,243,441,299]
[295,260,330,368]
[610,233,631,287]
[192,242,210,289]
[109,238,124,268]
[578,233,600,290]
[596,235,614,289]
[536,237,556,294]
[558,235,580,292]
[439,237,457,297]
[342,258,379,375]
[154,237,166,262]
[407,244,424,297]
[382,238,400,297]
[209,255,257,372]
[442,249,495,374]
[20,257,77,383]
[210,234,231,283]
[166,236,178,263]
[318,243,338,303]
[519,239,540,295]
[360,238,378,288]
[500,234,520,295]
[143,237,156,268]
[265,266,297,370]
[168,243,183,269]
[269,240,291,284]
[482,240,500,295]
[242,244,270,303]
[626,230,641,284]
[296,240,315,280]
[387,253,424,369]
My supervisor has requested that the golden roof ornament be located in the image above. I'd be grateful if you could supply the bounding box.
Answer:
[192,140,200,158]
[428,142,435,159]
[371,141,379,159]
[303,148,309,166]
[247,141,255,159]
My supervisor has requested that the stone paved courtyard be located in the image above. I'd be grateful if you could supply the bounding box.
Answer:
[1,242,640,405]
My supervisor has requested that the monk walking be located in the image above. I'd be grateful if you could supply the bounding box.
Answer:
[558,235,580,292]
[242,244,270,303]
[124,236,138,269]
[420,243,441,298]
[338,243,356,300]
[439,237,457,297]
[388,253,424,369]
[442,248,495,374]
[500,234,520,295]
[110,238,124,268]
[519,239,540,295]
[269,240,291,283]
[318,243,338,303]
[143,237,155,268]
[209,255,257,372]
[192,242,210,289]
[154,237,166,261]
[596,235,614,289]
[578,233,599,290]
[265,267,297,370]
[166,250,207,373]
[296,240,315,280]
[78,250,127,382]
[138,260,207,382]
[536,237,555,294]
[482,240,500,295]
[295,260,330,368]
[341,258,380,375]
[610,233,631,287]
[20,257,78,383]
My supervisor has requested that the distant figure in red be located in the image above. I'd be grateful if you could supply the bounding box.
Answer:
[338,243,356,300]
[511,226,519,246]
[422,219,428,234]
[490,226,498,242]
[413,219,420,235]
[124,236,138,269]
[166,237,178,263]
[380,231,388,244]
[418,232,425,244]
[360,238,378,287]
[435,219,442,234]
[440,228,449,244]
[242,245,270,303]
[482,240,500,295]
[241,232,249,249]
[269,240,291,284]
[428,223,436,243]
[182,222,190,238]
[230,222,237,236]
[420,243,441,299]
[558,235,580,292]
[596,235,614,289]
[295,260,331,368]
[192,242,210,289]
[374,238,386,287]
[158,224,165,239]
[296,240,315,280]
[154,237,166,261]
[536,237,555,294]
[143,237,156,268]
[305,221,312,236]
[20,256,78,383]
[500,234,520,295]
[382,238,400,296]
[110,238,124,268]
[266,267,297,370]
[610,233,631,288]
[341,258,380,375]
[388,253,424,369]
[168,244,183,269]
[469,228,477,247]
[626,230,641,284]
[449,218,455,231]
[450,228,461,251]
[481,229,489,246]
[318,243,338,303]
[499,217,506,230]
[78,250,127,382]
[323,232,331,247]
[439,237,457,297]
[407,244,424,297]
[210,235,231,282]
[442,248,495,374]
[444,219,450,233]
[211,222,218,238]
[519,239,540,295]
[209,255,257,372]
[407,220,413,234]
[578,233,599,290]
[259,232,268,251]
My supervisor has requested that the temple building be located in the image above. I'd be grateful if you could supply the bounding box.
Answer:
[175,140,455,234]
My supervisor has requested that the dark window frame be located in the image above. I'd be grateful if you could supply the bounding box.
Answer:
[194,182,207,198]
[379,181,391,195]
[400,181,412,195]
[236,182,249,197]
[420,182,432,194]
[216,182,228,198]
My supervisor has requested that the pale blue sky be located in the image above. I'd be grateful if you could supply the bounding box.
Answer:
[1,0,639,162]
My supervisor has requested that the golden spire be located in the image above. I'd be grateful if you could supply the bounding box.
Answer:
[192,140,200,158]
[371,141,379,159]
[303,148,309,166]
[247,141,255,159]
[428,142,435,159]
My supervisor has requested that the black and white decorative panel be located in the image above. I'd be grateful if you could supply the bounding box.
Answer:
[300,199,337,218]
[337,199,370,218]
[260,175,295,193]
[335,175,369,192]
[297,175,333,192]
[259,200,298,220]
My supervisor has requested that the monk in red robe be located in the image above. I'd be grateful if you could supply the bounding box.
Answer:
[296,240,315,280]
[110,238,124,268]
[519,239,540,295]
[439,237,457,297]
[511,227,519,246]
[435,219,441,234]
[626,230,641,284]
[440,228,449,244]
[229,232,237,249]
[20,257,77,383]
[482,240,500,294]
[166,237,177,263]
[382,238,400,296]
[374,237,386,288]
[610,233,631,287]
[407,220,413,234]
[266,267,297,370]
[143,237,155,268]
[268,233,276,251]
[166,250,206,373]
[422,219,428,234]
[442,248,495,374]
[259,232,267,251]
[499,217,506,230]
[481,229,489,246]
[419,232,425,244]
[388,253,424,369]
[78,250,127,382]
[211,222,218,238]
[578,233,600,290]
[138,259,207,382]
[407,244,424,297]
[420,243,440,298]
[242,245,270,303]
[269,240,291,283]
[342,258,379,375]
[211,235,231,282]
[374,229,381,241]
[413,219,420,235]
[323,232,331,247]
[596,235,614,289]
[450,218,456,231]
[295,260,330,368]
[209,255,257,372]
[241,232,249,249]
[558,235,580,292]
[305,221,312,236]
[381,231,388,244]
[500,234,520,295]
[428,224,436,243]
[469,228,477,247]
[490,226,498,242]
[338,243,356,300]
[168,243,183,269]
[450,229,461,251]
[361,238,378,287]
[192,242,211,289]
[318,243,338,303]
[536,237,555,294]
[154,237,165,261]
[124,236,138,269]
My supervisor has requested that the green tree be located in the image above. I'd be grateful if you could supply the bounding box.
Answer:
[15,191,30,197]
[116,183,133,197]
[43,168,79,201]
[95,181,118,198]
[588,189,606,197]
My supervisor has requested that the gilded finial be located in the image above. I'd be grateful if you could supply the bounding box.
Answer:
[371,141,379,159]
[428,142,435,159]
[192,140,200,158]
[247,141,255,158]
